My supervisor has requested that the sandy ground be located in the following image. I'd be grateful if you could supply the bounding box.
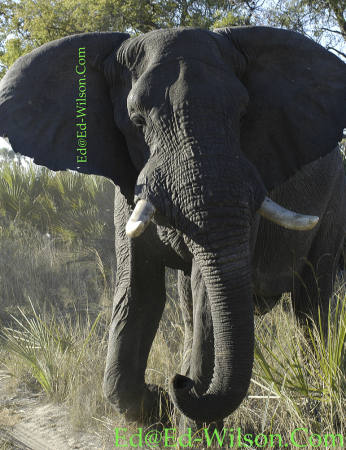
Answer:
[0,372,112,450]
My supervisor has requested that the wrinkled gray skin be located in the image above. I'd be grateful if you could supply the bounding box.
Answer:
[0,26,346,427]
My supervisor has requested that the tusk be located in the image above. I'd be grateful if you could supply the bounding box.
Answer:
[258,197,319,231]
[126,199,156,238]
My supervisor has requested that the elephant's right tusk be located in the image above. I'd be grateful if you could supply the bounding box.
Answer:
[258,197,319,230]
[126,199,156,238]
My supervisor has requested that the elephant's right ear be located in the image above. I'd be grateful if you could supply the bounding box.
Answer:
[214,26,346,192]
[0,32,138,203]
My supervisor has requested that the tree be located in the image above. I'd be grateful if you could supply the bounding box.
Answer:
[0,0,230,77]
[265,0,346,58]
[1,0,345,77]
[213,0,346,59]
[213,0,263,28]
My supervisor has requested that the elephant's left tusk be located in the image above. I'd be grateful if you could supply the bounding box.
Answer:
[126,199,156,238]
[258,196,319,230]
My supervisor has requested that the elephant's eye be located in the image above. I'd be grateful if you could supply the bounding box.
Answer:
[131,115,145,128]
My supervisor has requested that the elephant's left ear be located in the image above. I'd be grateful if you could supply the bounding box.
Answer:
[214,26,346,192]
[0,32,138,202]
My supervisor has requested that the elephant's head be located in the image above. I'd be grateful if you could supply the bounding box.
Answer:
[0,27,345,423]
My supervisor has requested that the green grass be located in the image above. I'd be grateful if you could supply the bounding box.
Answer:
[238,286,346,447]
[1,299,101,397]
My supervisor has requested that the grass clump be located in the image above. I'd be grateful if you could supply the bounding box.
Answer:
[235,286,346,448]
[1,299,101,398]
[253,295,346,408]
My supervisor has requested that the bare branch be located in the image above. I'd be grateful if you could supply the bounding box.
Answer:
[326,45,346,58]
[321,27,345,36]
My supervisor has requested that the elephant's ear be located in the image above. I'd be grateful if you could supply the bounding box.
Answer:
[0,32,138,203]
[214,26,346,192]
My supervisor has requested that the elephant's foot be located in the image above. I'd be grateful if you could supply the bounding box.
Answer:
[142,384,174,427]
[109,384,173,426]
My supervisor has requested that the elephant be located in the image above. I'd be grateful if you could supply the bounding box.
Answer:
[0,25,346,428]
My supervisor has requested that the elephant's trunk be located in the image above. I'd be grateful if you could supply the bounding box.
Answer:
[170,223,254,423]
[133,153,265,423]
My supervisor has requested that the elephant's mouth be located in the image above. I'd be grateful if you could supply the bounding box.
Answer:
[126,196,319,238]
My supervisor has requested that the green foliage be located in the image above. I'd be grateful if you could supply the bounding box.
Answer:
[213,10,254,28]
[1,299,101,398]
[0,0,345,76]
[254,292,346,422]
[0,161,115,246]
[158,0,230,29]
[0,38,35,78]
[0,0,231,75]
[264,0,311,32]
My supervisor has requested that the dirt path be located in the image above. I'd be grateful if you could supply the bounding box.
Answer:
[0,373,111,449]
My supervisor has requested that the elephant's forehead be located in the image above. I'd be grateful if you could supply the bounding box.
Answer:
[121,28,223,69]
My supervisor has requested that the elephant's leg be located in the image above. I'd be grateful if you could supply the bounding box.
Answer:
[292,196,346,337]
[179,262,223,433]
[103,190,170,423]
[292,241,342,337]
[189,263,214,396]
[253,294,282,316]
[177,270,197,435]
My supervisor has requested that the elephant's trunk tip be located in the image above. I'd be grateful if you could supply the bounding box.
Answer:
[171,374,194,392]
[126,199,156,238]
[170,374,196,418]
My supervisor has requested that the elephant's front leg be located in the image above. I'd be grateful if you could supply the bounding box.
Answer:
[103,191,169,423]
[178,263,223,432]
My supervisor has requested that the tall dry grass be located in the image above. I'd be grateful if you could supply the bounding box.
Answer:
[0,156,346,448]
[0,159,116,324]
[3,272,346,449]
